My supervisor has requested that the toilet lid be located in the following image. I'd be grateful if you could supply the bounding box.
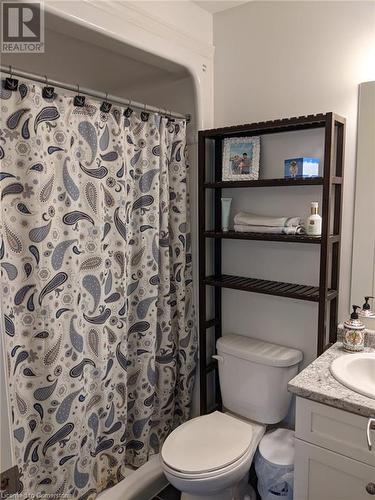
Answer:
[161,411,253,474]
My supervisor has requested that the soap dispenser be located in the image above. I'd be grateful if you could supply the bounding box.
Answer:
[359,296,375,331]
[343,305,366,352]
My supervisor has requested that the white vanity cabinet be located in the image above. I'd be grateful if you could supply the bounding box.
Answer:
[294,397,375,500]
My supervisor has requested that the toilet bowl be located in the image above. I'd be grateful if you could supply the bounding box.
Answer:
[161,411,265,500]
[161,335,303,499]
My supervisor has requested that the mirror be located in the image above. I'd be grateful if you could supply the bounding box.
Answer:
[351,81,375,307]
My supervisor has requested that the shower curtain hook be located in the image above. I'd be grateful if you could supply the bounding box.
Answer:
[100,91,112,113]
[124,99,133,118]
[74,83,85,107]
[167,109,175,124]
[42,74,55,100]
[5,65,18,91]
[141,102,149,122]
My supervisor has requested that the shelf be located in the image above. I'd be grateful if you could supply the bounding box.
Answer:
[204,318,220,329]
[205,360,217,374]
[199,113,346,139]
[204,230,322,244]
[204,231,341,244]
[204,274,338,302]
[204,177,324,188]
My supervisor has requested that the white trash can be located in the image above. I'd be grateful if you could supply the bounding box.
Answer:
[255,428,295,500]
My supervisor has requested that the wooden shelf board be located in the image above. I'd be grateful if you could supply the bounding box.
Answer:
[204,230,322,244]
[204,177,324,188]
[205,231,340,244]
[204,274,338,303]
[199,113,330,138]
[204,318,219,329]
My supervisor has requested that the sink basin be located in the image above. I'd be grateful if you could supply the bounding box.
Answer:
[330,353,375,399]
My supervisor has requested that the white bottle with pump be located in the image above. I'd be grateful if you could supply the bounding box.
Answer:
[306,201,322,237]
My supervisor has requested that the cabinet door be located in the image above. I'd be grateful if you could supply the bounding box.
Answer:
[295,397,375,466]
[294,438,375,500]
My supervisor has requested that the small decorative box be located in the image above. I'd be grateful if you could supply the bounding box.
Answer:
[284,157,320,179]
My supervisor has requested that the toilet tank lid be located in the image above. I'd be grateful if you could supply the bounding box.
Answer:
[216,334,303,367]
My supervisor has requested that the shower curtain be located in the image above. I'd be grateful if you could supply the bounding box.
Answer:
[0,82,197,499]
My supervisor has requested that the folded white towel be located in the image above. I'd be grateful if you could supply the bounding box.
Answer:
[233,211,301,228]
[234,224,305,235]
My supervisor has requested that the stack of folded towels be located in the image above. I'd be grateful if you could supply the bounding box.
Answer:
[233,211,305,235]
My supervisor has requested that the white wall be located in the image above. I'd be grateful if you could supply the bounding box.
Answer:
[213,1,375,364]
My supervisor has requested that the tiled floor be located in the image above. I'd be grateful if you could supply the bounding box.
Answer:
[153,483,181,500]
[152,480,261,500]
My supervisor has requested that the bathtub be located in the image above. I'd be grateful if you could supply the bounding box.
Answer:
[98,454,168,500]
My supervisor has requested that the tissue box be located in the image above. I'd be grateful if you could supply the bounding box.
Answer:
[284,157,320,178]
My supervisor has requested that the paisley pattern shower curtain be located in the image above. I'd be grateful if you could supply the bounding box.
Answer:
[0,82,196,499]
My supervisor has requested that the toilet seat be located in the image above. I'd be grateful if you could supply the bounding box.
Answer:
[161,411,254,476]
[162,443,253,480]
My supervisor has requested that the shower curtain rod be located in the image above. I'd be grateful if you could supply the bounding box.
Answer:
[0,65,190,122]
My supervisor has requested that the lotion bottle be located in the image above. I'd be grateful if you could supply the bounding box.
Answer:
[221,198,232,232]
[306,201,322,237]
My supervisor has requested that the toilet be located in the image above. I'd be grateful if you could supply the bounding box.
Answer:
[160,334,303,500]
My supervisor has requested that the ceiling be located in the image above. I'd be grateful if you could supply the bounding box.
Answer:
[193,1,249,14]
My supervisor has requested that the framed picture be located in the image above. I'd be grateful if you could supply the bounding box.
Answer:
[222,136,260,181]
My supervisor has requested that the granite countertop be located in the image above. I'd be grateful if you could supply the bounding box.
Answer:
[288,341,375,418]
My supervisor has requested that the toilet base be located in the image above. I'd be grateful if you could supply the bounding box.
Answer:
[161,417,265,500]
[180,476,256,500]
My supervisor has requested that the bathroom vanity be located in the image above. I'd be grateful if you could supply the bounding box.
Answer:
[288,343,375,500]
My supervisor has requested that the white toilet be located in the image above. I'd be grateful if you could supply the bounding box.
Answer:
[160,334,303,500]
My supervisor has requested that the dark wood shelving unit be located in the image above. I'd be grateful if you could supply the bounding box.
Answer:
[198,113,346,415]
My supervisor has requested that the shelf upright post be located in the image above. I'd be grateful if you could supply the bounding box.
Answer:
[198,131,207,414]
[318,113,335,354]
[213,138,223,411]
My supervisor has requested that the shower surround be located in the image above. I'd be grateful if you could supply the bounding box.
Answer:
[0,82,196,498]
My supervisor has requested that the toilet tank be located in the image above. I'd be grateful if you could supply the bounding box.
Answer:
[216,334,303,424]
